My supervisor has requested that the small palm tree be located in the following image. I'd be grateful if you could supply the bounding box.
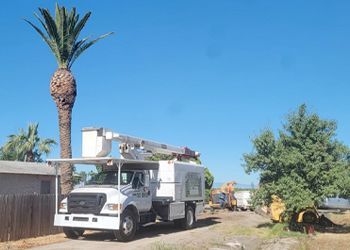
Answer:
[1,123,56,162]
[25,4,112,193]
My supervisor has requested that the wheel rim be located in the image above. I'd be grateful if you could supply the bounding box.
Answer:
[187,209,194,226]
[122,215,134,235]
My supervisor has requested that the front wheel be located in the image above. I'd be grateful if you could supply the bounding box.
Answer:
[114,209,138,242]
[63,227,84,239]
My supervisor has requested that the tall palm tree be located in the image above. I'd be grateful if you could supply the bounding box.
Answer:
[25,4,112,193]
[1,123,56,162]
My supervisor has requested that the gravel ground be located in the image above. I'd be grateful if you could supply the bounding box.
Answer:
[1,210,349,250]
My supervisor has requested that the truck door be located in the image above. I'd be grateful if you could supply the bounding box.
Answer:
[132,171,152,212]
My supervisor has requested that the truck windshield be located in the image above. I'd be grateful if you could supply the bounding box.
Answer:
[87,171,134,185]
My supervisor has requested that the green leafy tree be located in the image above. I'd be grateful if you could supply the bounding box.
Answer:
[205,167,214,190]
[147,153,174,161]
[86,165,102,181]
[73,171,88,185]
[243,104,350,213]
[0,149,15,161]
[0,123,56,162]
[25,4,112,193]
[88,170,99,180]
[204,167,214,203]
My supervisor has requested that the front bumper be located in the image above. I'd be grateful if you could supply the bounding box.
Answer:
[54,214,120,230]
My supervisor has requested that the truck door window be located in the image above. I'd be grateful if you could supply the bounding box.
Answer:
[132,172,144,189]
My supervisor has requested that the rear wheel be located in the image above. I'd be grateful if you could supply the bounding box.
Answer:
[174,206,195,230]
[63,227,84,239]
[114,209,138,242]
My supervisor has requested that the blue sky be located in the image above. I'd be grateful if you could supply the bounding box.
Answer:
[1,1,350,185]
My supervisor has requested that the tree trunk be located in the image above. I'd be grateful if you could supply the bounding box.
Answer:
[58,108,73,194]
[50,68,76,195]
[25,151,35,162]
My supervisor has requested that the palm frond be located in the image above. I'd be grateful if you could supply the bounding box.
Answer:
[66,36,90,66]
[38,8,62,64]
[23,19,58,57]
[25,4,112,69]
[69,32,113,68]
[67,7,77,35]
[72,12,91,41]
[1,123,56,162]
[33,12,50,38]
[56,4,69,62]
[38,138,57,154]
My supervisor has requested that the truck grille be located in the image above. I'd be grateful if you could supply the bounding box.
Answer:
[68,193,106,214]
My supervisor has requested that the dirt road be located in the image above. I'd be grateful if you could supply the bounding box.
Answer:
[29,211,271,250]
[3,210,348,250]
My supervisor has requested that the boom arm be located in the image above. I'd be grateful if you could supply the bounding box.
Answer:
[82,127,200,160]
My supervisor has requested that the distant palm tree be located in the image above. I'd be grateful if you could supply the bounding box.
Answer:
[25,4,112,193]
[0,146,16,161]
[0,123,56,162]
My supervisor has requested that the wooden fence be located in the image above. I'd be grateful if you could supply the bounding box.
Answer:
[0,194,62,242]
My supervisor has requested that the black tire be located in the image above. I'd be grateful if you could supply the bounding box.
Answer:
[174,206,195,230]
[302,211,318,224]
[63,227,84,239]
[289,213,304,232]
[114,209,138,242]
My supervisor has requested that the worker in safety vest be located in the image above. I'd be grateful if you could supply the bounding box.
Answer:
[221,181,235,193]
[220,181,235,208]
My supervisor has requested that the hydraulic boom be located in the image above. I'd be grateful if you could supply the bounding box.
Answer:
[81,127,200,160]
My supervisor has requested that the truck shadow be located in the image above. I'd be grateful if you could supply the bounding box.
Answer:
[78,216,222,242]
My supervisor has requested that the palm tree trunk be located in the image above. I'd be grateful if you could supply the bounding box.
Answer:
[25,151,35,162]
[50,68,76,195]
[58,108,73,194]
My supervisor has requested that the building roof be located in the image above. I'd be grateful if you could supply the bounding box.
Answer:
[0,160,58,176]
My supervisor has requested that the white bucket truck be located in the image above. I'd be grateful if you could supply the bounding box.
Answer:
[48,128,205,241]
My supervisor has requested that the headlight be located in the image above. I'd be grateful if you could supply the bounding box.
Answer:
[59,202,67,210]
[106,204,122,211]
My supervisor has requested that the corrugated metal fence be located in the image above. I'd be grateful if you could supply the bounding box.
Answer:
[0,194,62,242]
